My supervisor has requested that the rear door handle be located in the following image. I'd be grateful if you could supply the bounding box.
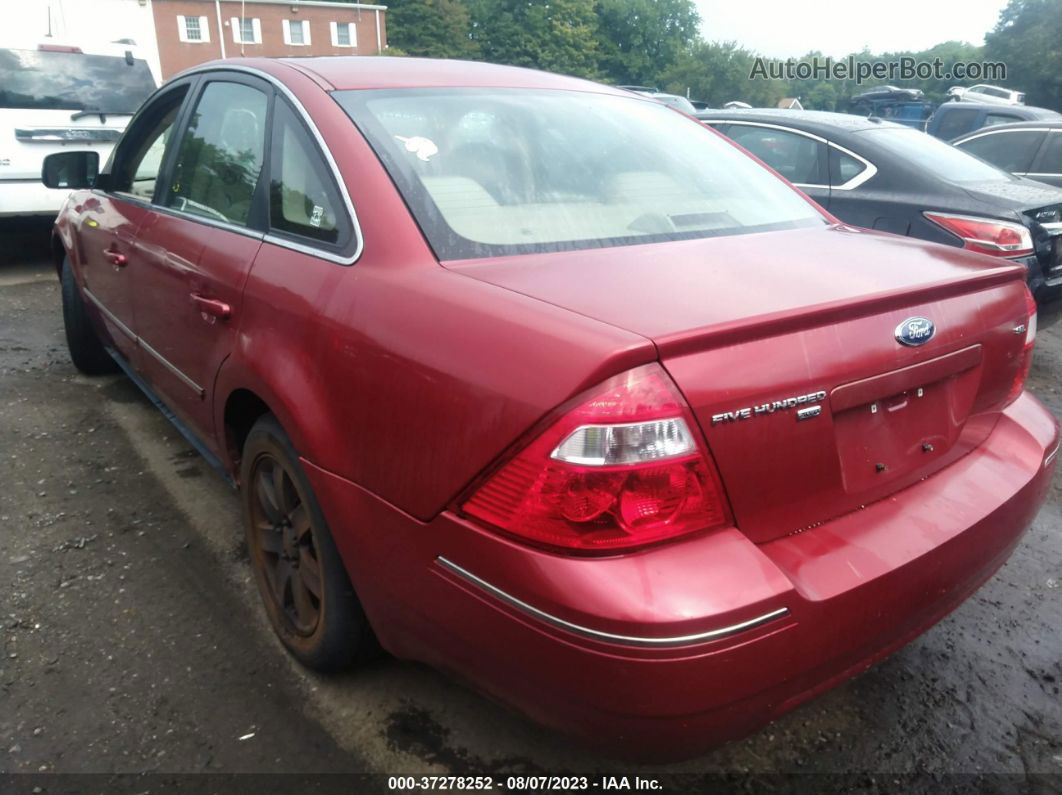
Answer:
[190,293,232,320]
[103,249,127,267]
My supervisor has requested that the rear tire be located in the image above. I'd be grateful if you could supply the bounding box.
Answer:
[241,414,378,671]
[60,257,118,375]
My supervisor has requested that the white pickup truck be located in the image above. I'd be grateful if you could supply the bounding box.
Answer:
[0,44,156,217]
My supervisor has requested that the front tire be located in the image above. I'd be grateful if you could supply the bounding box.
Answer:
[240,414,377,671]
[60,257,118,375]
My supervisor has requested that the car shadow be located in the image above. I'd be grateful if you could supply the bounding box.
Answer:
[1038,294,1062,331]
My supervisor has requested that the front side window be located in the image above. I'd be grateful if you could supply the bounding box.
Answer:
[166,81,268,227]
[957,130,1044,173]
[110,87,189,199]
[335,89,825,260]
[725,125,825,185]
[268,100,350,246]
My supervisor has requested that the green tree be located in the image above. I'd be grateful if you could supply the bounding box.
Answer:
[660,41,786,107]
[383,0,478,59]
[594,0,700,86]
[467,0,601,79]
[985,0,1062,109]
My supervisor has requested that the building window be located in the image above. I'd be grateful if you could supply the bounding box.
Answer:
[231,16,261,44]
[283,19,311,46]
[177,15,210,43]
[330,21,356,47]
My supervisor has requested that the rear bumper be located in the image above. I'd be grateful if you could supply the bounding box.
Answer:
[0,180,70,217]
[305,392,1058,760]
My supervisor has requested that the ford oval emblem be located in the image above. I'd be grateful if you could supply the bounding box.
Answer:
[895,317,935,347]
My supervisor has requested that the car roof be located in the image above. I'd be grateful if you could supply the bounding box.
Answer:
[695,108,908,133]
[954,119,1062,138]
[247,56,632,96]
[934,102,1058,117]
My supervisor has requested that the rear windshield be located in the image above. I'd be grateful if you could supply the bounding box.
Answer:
[334,88,825,260]
[0,48,156,113]
[859,126,1013,183]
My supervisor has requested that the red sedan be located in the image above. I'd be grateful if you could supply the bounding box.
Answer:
[45,57,1058,760]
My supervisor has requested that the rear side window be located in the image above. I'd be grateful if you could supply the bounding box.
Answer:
[829,148,867,187]
[984,113,1022,127]
[166,81,268,227]
[935,107,979,139]
[1036,132,1062,175]
[727,126,824,185]
[268,100,351,247]
[957,130,1044,173]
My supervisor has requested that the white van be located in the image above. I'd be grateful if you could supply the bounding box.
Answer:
[0,44,157,217]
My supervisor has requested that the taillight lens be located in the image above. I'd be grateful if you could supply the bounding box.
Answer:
[1006,286,1037,405]
[924,212,1034,257]
[462,363,730,553]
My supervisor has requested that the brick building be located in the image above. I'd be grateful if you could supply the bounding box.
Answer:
[151,0,387,78]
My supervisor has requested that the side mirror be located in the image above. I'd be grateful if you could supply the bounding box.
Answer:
[42,151,100,190]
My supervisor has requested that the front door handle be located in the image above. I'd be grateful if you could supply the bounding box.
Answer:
[103,249,127,267]
[190,293,232,320]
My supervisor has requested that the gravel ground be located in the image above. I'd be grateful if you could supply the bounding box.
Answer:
[1,219,1060,793]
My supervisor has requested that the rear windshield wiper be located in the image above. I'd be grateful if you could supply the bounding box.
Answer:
[70,108,135,122]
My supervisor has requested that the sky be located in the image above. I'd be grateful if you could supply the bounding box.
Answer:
[692,0,1011,58]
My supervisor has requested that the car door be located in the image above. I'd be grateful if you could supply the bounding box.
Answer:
[128,73,271,450]
[953,128,1048,178]
[1026,130,1062,188]
[71,82,191,362]
[723,123,829,206]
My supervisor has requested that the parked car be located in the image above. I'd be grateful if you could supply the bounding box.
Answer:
[0,43,156,217]
[852,99,934,130]
[851,85,924,103]
[925,102,1061,140]
[953,120,1062,188]
[619,86,697,114]
[950,84,1025,105]
[698,108,1062,299]
[46,57,1058,760]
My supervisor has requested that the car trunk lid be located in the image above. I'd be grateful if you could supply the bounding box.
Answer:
[447,225,1031,542]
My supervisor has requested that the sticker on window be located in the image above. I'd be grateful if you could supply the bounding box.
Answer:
[310,205,324,227]
[395,135,438,162]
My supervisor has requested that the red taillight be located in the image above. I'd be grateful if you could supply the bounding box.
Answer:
[462,363,731,553]
[38,44,83,53]
[924,212,1034,258]
[1006,286,1038,405]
